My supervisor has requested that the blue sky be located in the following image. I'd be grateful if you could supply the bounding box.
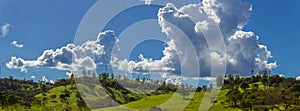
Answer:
[0,0,300,81]
[243,0,300,77]
[0,0,97,80]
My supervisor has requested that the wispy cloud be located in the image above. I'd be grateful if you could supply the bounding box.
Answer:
[11,40,24,48]
[1,23,10,37]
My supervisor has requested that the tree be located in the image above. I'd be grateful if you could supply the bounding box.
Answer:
[227,74,234,89]
[228,74,234,83]
[240,82,250,90]
[234,75,241,85]
[202,85,207,92]
[92,72,96,78]
[101,73,109,80]
[178,85,190,99]
[87,70,91,76]
[60,89,72,111]
[196,86,202,92]
[269,75,283,87]
[70,74,75,86]
[252,84,259,89]
[226,89,241,106]
[76,91,88,110]
[111,73,114,79]
[251,70,255,76]
[216,75,223,87]
[82,70,87,76]
[117,74,121,80]
[208,83,213,92]
[250,75,256,83]
[284,78,296,88]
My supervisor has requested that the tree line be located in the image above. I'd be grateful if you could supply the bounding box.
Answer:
[222,70,300,111]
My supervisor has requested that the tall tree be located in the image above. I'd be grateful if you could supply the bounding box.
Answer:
[178,84,190,99]
[216,75,223,87]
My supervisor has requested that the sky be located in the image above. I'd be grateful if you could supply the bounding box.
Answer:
[0,0,300,82]
[242,0,300,77]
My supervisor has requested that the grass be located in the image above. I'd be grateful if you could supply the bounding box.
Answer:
[96,93,197,111]
[183,92,204,111]
[30,81,268,111]
[96,90,241,111]
[95,83,272,111]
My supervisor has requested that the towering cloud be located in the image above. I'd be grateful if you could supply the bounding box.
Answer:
[112,0,277,77]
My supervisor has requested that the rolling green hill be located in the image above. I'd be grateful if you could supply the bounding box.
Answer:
[2,73,300,111]
[96,90,241,111]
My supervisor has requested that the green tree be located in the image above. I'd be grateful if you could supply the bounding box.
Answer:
[76,91,88,110]
[234,75,241,85]
[226,89,241,106]
[59,89,72,111]
[196,86,202,92]
[240,82,250,90]
[202,85,207,92]
[70,74,75,86]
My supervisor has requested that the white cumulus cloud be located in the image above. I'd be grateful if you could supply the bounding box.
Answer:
[6,0,277,80]
[42,75,48,82]
[6,30,117,74]
[111,0,277,77]
[1,23,10,37]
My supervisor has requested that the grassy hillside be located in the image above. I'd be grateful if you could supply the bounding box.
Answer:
[33,85,80,110]
[208,90,241,111]
[32,83,146,110]
[96,91,240,111]
[96,93,196,111]
[2,74,300,111]
[95,82,270,111]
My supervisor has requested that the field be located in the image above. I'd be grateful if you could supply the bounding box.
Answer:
[96,90,241,111]
[95,82,270,111]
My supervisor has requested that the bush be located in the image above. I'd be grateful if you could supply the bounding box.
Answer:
[50,94,57,99]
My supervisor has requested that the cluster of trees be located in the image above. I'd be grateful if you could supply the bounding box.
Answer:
[0,76,51,108]
[0,75,88,110]
[222,70,300,110]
